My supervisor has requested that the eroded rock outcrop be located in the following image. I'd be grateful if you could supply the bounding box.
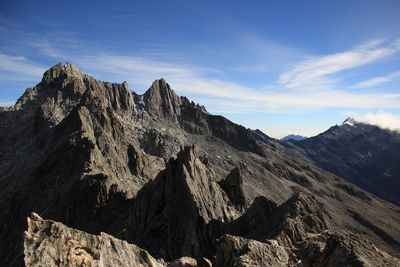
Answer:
[215,234,290,267]
[25,212,400,267]
[24,213,165,267]
[296,231,400,267]
[263,193,331,247]
[25,213,215,267]
[223,192,330,248]
[129,146,240,260]
[144,79,181,122]
[219,167,247,209]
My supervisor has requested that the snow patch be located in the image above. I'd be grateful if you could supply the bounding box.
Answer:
[343,120,354,126]
[342,117,357,127]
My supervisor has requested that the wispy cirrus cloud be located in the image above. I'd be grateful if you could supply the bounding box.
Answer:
[1,35,400,114]
[77,54,215,89]
[1,49,400,113]
[352,70,400,88]
[76,53,400,111]
[0,53,45,80]
[279,39,400,89]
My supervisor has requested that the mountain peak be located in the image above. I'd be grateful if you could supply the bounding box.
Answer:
[42,63,86,83]
[342,117,357,127]
[281,134,307,142]
[143,78,181,121]
[148,78,171,93]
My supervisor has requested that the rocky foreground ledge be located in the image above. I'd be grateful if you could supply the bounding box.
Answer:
[24,212,212,267]
[24,212,291,267]
[24,210,400,267]
[24,212,286,267]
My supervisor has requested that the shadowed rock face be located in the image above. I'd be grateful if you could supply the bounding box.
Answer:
[219,167,247,209]
[128,146,239,260]
[222,193,331,247]
[1,64,400,266]
[179,104,262,154]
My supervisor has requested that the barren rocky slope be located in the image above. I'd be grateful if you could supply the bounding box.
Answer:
[1,63,400,266]
[284,118,400,205]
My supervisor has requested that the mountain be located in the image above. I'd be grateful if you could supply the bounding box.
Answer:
[288,117,400,205]
[1,64,400,266]
[281,134,307,142]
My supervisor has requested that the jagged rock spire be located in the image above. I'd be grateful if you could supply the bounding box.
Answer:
[129,145,239,260]
[143,78,182,122]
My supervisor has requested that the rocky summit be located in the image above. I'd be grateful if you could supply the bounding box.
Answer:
[1,63,400,266]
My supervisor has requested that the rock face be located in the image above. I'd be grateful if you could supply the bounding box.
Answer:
[218,167,247,209]
[179,103,261,153]
[143,79,181,122]
[215,235,289,267]
[24,212,165,267]
[1,64,400,266]
[129,146,239,260]
[297,231,400,267]
[223,193,331,247]
[25,213,214,267]
[25,212,400,267]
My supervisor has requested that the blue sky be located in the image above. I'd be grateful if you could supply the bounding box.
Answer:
[1,0,400,137]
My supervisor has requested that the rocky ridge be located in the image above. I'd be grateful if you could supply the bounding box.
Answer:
[0,63,399,266]
[286,117,400,205]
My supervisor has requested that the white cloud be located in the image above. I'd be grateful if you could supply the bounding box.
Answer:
[73,53,400,112]
[0,53,45,79]
[29,41,68,58]
[352,71,400,88]
[2,36,400,114]
[23,32,82,59]
[77,54,212,89]
[226,35,304,73]
[1,50,400,113]
[279,39,400,89]
[350,111,400,131]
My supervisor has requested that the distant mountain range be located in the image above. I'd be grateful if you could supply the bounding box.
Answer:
[1,64,399,266]
[280,134,307,142]
[286,117,400,205]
